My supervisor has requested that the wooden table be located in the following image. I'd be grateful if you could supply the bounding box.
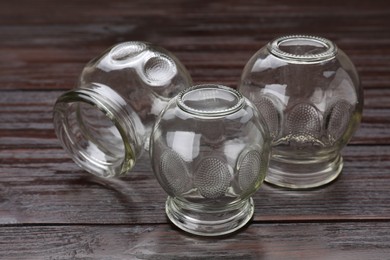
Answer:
[1,0,390,259]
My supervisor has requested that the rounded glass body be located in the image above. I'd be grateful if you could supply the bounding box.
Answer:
[239,35,363,189]
[53,42,192,178]
[150,84,271,236]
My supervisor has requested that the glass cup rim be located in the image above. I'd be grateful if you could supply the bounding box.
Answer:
[267,35,338,64]
[176,84,244,117]
[53,83,138,178]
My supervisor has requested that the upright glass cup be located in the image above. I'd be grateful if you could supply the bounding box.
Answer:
[239,35,363,189]
[53,42,192,178]
[150,84,271,236]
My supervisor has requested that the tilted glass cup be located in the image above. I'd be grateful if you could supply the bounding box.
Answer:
[150,84,271,236]
[239,35,363,189]
[53,42,192,178]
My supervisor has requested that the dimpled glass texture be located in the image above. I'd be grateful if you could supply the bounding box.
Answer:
[150,84,271,236]
[239,35,363,189]
[53,42,192,178]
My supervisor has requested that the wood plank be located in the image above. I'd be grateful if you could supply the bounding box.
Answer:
[0,222,389,259]
[0,145,389,224]
[1,88,389,148]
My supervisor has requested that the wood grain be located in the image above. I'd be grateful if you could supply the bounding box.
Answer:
[0,89,389,149]
[1,145,390,224]
[0,223,389,259]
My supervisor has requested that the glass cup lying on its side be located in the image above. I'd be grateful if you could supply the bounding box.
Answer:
[53,42,193,178]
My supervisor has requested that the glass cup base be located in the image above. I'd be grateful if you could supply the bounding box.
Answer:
[165,196,254,236]
[265,154,343,189]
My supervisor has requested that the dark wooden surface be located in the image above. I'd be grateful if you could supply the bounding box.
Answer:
[1,0,390,259]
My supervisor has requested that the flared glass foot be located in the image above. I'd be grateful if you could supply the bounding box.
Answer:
[165,196,254,236]
[265,154,343,189]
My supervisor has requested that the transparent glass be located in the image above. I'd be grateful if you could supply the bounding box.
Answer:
[53,42,192,178]
[150,84,271,236]
[239,35,363,189]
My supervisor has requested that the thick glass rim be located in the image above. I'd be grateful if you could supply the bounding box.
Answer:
[53,84,137,178]
[268,35,338,63]
[176,84,244,117]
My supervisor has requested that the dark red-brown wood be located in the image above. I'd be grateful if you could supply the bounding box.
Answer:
[0,223,389,259]
[1,0,390,258]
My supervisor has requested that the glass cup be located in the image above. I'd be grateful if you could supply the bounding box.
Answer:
[239,35,363,189]
[53,42,192,178]
[150,84,271,236]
